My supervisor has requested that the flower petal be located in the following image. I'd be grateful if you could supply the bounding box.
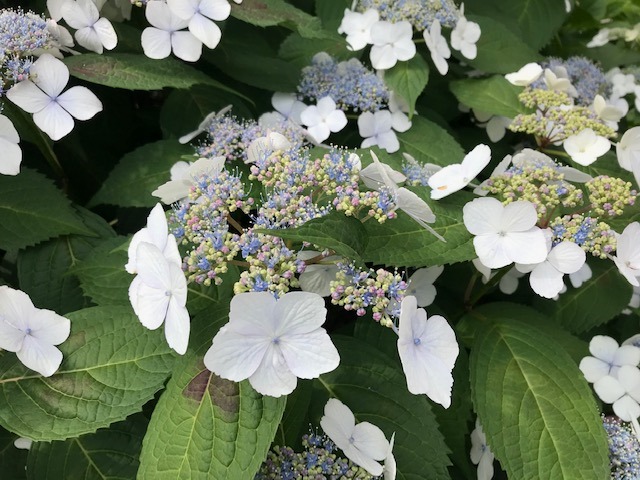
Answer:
[31,54,69,97]
[248,345,297,397]
[6,80,52,114]
[57,86,103,120]
[188,13,221,49]
[279,329,339,378]
[33,101,75,141]
[204,326,270,381]
[141,27,172,59]
[164,297,190,354]
[171,31,203,62]
[17,336,64,377]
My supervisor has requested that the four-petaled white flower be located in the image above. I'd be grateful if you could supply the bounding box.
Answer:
[543,67,578,98]
[152,156,225,204]
[204,291,340,397]
[269,92,307,125]
[0,114,22,175]
[369,21,416,70]
[470,418,495,480]
[62,0,118,54]
[141,1,203,62]
[297,251,341,298]
[613,222,640,286]
[166,0,230,50]
[617,126,640,174]
[358,110,400,153]
[0,286,71,377]
[397,295,459,407]
[338,8,379,51]
[6,54,103,141]
[405,265,444,307]
[579,335,640,384]
[320,398,390,476]
[428,144,491,199]
[128,242,190,355]
[300,96,348,143]
[463,197,547,269]
[593,365,640,421]
[423,20,451,75]
[505,62,543,87]
[450,5,481,60]
[388,91,412,132]
[563,128,610,166]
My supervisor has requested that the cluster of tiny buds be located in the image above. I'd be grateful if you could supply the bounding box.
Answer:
[356,0,461,30]
[585,175,637,218]
[550,214,616,258]
[330,263,407,327]
[602,415,640,480]
[402,154,440,186]
[333,185,398,223]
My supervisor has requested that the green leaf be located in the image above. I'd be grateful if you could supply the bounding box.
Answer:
[138,306,286,479]
[0,169,92,251]
[450,75,525,118]
[17,207,115,314]
[0,426,27,480]
[315,0,351,30]
[464,0,568,50]
[314,336,452,480]
[263,211,369,264]
[72,236,132,307]
[397,116,465,166]
[0,306,175,441]
[362,189,475,267]
[90,140,193,208]
[462,15,543,74]
[384,54,429,117]
[467,303,609,480]
[26,414,148,480]
[279,32,354,69]
[533,259,632,334]
[230,0,329,39]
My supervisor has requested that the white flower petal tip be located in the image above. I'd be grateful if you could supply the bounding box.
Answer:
[204,292,340,397]
[0,287,71,377]
[613,222,640,287]
[579,335,640,384]
[320,398,390,476]
[617,127,640,175]
[338,9,379,51]
[563,128,610,166]
[463,197,547,269]
[470,419,495,480]
[358,110,400,153]
[0,114,22,175]
[397,296,459,407]
[423,20,451,76]
[505,63,543,87]
[405,266,444,307]
[369,21,416,70]
[451,9,481,60]
[523,241,586,299]
[428,144,491,199]
[246,132,291,164]
[179,105,232,144]
[300,97,347,143]
[152,156,225,204]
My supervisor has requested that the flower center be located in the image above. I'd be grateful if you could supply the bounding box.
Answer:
[414,337,421,346]
[272,337,280,345]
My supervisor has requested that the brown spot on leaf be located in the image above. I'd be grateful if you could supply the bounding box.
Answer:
[182,367,240,420]
[183,369,212,402]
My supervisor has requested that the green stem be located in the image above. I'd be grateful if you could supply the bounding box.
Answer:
[466,267,511,309]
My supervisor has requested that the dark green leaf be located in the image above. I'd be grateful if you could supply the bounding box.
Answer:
[398,116,465,166]
[279,32,354,69]
[450,75,525,118]
[0,426,27,480]
[385,54,429,117]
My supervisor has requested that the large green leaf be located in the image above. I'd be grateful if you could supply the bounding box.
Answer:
[90,140,193,208]
[17,207,116,314]
[397,116,465,166]
[138,306,286,479]
[467,303,609,480]
[63,54,240,94]
[384,54,429,117]
[0,307,175,441]
[533,259,632,334]
[0,169,92,251]
[450,76,525,118]
[0,426,27,480]
[313,335,452,480]
[26,414,148,480]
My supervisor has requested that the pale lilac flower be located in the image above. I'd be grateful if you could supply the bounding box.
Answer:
[320,398,390,476]
[580,335,640,384]
[388,91,412,132]
[405,266,444,307]
[423,20,450,75]
[152,156,225,204]
[568,263,592,288]
[397,296,459,407]
[563,128,610,166]
[505,63,543,87]
[270,92,306,125]
[300,97,347,143]
[47,0,72,21]
[166,0,230,50]
[141,1,202,62]
[62,0,118,54]
[593,366,640,421]
[0,114,21,176]
[297,251,341,298]
[428,144,491,199]
[6,54,102,141]
[0,287,71,377]
[369,21,416,70]
[470,418,495,480]
[613,223,640,286]
[358,110,400,153]
[592,94,627,130]
[338,8,379,51]
[204,292,340,397]
[450,5,481,60]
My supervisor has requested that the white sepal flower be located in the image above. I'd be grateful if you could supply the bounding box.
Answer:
[579,335,640,383]
[511,148,592,182]
[359,160,406,190]
[0,114,22,176]
[338,8,379,51]
[204,292,340,397]
[320,398,390,476]
[388,91,412,132]
[62,0,117,54]
[358,110,399,153]
[44,19,76,58]
[405,265,444,307]
[152,156,225,204]
[450,5,481,60]
[593,94,627,130]
[505,63,543,87]
[474,154,512,196]
[297,251,341,298]
[48,0,71,21]
[428,144,491,199]
[6,54,102,141]
[593,366,640,421]
[179,104,231,144]
[617,127,640,172]
[129,242,190,355]
[300,97,348,143]
[423,20,450,75]
[141,1,202,62]
[587,28,610,48]
[463,197,547,269]
[397,296,459,407]
[383,432,396,480]
[543,67,578,97]
[369,21,416,70]
[126,203,182,273]
[563,128,610,166]
[613,222,640,286]
[270,92,307,125]
[166,0,230,50]
[0,287,71,377]
[470,418,495,480]
[568,262,592,288]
